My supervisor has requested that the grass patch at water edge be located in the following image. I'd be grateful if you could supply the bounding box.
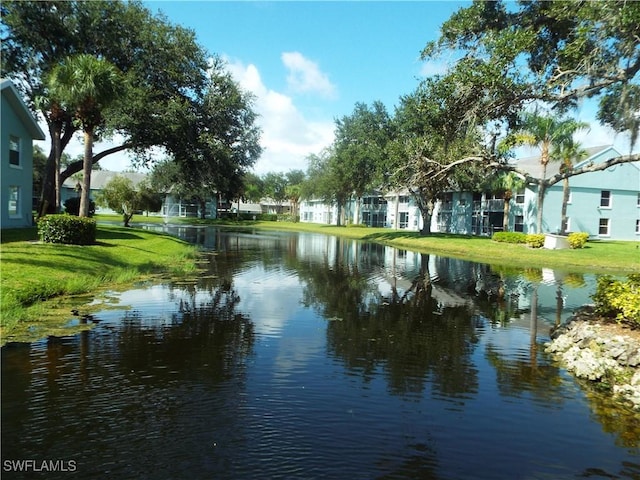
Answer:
[245,222,640,274]
[1,225,199,343]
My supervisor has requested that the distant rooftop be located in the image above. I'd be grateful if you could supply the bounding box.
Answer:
[62,170,148,190]
[514,145,619,178]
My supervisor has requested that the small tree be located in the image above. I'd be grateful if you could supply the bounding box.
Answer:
[551,138,588,234]
[490,172,525,232]
[97,176,161,227]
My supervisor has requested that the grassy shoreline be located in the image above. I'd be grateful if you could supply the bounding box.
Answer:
[1,225,199,344]
[98,213,639,273]
[1,216,638,344]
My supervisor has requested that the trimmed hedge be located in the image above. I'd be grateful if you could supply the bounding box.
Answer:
[37,215,97,245]
[568,232,589,249]
[526,233,545,248]
[592,274,640,328]
[492,232,527,244]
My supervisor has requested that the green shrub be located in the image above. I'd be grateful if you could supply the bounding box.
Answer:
[63,197,96,217]
[592,274,640,328]
[37,215,97,245]
[526,233,545,248]
[277,214,299,222]
[492,232,527,244]
[568,232,589,249]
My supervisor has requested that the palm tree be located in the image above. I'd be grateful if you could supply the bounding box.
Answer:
[517,113,589,233]
[552,138,588,235]
[47,54,121,217]
[492,172,525,232]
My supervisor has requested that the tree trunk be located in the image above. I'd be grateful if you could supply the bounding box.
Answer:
[535,184,546,234]
[38,150,55,218]
[53,124,62,213]
[394,193,399,229]
[79,129,93,218]
[39,119,77,217]
[353,196,361,225]
[419,200,434,236]
[502,196,510,232]
[535,163,548,233]
[560,178,570,234]
[336,200,343,226]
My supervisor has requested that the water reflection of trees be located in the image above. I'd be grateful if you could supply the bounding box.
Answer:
[294,244,480,401]
[1,273,255,478]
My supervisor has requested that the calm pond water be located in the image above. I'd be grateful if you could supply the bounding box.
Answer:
[2,226,639,479]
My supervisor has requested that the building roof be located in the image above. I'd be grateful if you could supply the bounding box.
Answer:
[514,145,618,179]
[62,170,148,190]
[1,78,46,140]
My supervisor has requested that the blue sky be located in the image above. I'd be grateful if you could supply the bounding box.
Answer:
[141,1,469,174]
[53,1,635,174]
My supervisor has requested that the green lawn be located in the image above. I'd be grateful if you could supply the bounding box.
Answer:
[1,225,198,343]
[241,221,640,274]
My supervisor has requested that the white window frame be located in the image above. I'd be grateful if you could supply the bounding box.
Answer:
[514,215,524,233]
[600,190,612,208]
[399,211,409,229]
[598,218,610,236]
[8,185,20,217]
[515,188,525,205]
[636,219,640,235]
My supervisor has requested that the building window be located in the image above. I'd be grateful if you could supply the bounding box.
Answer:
[363,211,386,228]
[8,186,20,217]
[398,195,410,204]
[9,135,20,166]
[637,193,640,207]
[514,215,524,232]
[636,219,640,234]
[600,190,611,208]
[442,193,453,210]
[599,218,610,236]
[399,212,408,229]
[515,188,525,204]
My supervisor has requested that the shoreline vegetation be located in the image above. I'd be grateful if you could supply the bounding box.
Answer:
[1,215,638,345]
[1,224,199,345]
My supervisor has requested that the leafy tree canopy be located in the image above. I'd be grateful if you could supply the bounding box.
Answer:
[0,0,216,211]
[423,0,640,142]
[333,101,393,198]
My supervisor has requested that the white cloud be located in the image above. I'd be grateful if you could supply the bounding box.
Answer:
[224,56,335,174]
[281,51,337,99]
[418,60,449,78]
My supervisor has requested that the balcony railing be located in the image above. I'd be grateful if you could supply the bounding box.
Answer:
[473,199,504,212]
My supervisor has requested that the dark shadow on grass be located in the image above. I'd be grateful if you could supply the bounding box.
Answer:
[97,229,144,241]
[1,227,38,244]
[362,231,476,242]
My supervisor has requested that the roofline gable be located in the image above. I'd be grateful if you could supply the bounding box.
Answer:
[1,79,46,140]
